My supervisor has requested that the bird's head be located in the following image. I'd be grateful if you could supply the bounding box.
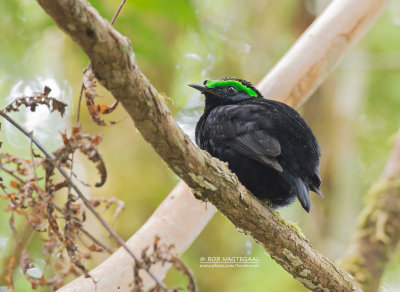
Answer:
[188,77,262,107]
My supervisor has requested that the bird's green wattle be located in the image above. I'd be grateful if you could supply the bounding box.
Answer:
[205,80,258,97]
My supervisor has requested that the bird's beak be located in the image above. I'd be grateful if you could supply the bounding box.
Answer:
[187,83,214,95]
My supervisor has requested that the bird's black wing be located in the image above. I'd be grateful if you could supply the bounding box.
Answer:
[227,130,283,172]
[206,104,283,172]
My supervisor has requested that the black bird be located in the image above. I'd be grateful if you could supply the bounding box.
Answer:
[189,77,322,212]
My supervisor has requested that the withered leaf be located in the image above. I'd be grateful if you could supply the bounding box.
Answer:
[88,245,104,252]
[53,125,107,187]
[10,181,19,189]
[47,203,64,242]
[83,69,118,126]
[95,100,119,115]
[139,237,196,292]
[89,197,125,220]
[83,69,106,126]
[4,86,67,117]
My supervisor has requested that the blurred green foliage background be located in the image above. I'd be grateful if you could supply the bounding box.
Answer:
[0,0,400,291]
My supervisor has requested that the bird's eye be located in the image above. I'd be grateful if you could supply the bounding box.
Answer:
[227,86,238,95]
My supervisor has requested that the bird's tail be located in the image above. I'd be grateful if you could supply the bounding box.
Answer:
[292,177,311,213]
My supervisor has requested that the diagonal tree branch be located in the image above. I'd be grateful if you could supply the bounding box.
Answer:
[340,130,400,292]
[35,0,387,291]
[258,0,388,107]
[35,1,362,291]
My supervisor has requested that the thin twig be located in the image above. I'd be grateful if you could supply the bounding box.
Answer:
[29,131,39,178]
[111,0,127,25]
[0,110,170,291]
[0,165,25,183]
[80,227,113,254]
[76,83,85,123]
